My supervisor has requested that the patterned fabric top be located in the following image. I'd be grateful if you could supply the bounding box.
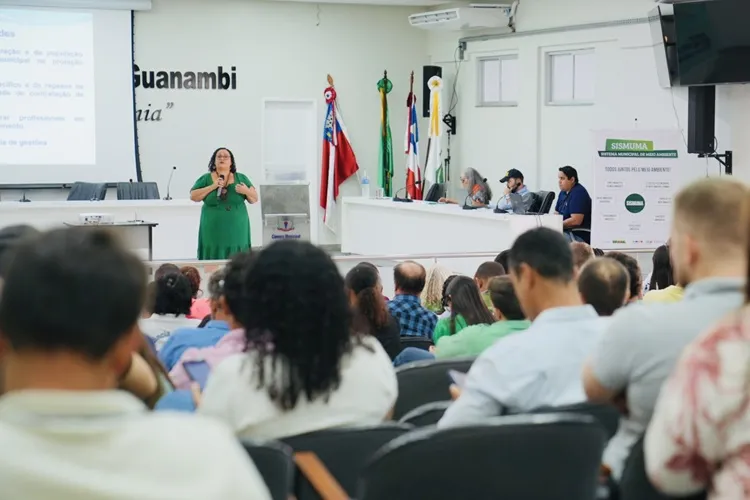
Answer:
[470,185,489,205]
[645,308,750,500]
[387,294,437,339]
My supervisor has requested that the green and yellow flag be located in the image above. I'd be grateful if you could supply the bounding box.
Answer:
[377,71,394,196]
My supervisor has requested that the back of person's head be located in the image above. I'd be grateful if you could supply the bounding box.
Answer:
[445,276,495,333]
[577,258,630,316]
[650,244,675,290]
[0,225,40,279]
[672,178,748,286]
[153,272,192,316]
[487,276,525,320]
[205,267,228,321]
[494,250,510,271]
[394,260,427,296]
[474,261,506,281]
[180,265,202,299]
[154,263,179,281]
[219,251,257,326]
[0,227,145,361]
[237,240,354,411]
[570,242,594,271]
[346,262,387,331]
[441,274,458,312]
[421,264,451,312]
[604,252,642,301]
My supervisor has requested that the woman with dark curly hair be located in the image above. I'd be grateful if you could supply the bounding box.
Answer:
[189,147,258,260]
[180,265,211,319]
[139,272,199,349]
[198,241,397,439]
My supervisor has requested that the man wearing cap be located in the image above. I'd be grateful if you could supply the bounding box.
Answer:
[496,169,532,213]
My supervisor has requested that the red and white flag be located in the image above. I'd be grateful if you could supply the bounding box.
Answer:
[404,84,422,200]
[320,82,359,232]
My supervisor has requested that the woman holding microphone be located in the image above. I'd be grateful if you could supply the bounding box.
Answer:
[190,147,258,260]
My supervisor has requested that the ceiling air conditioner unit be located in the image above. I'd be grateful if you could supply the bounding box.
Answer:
[409,4,514,31]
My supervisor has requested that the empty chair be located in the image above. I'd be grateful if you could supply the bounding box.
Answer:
[392,357,475,420]
[529,402,620,440]
[398,400,451,427]
[241,440,294,500]
[359,413,607,500]
[67,182,107,201]
[117,181,160,200]
[530,190,555,214]
[619,436,706,500]
[281,423,411,500]
[398,336,433,351]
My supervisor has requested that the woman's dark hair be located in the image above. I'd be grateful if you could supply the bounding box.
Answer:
[180,266,201,298]
[445,276,495,335]
[0,225,40,279]
[494,250,510,272]
[198,315,212,328]
[207,147,237,173]
[346,263,387,332]
[649,245,674,290]
[238,240,358,411]
[488,276,525,320]
[153,272,192,316]
[441,274,458,311]
[222,252,257,319]
[144,281,157,315]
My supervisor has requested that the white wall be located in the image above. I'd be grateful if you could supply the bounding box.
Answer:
[428,0,750,199]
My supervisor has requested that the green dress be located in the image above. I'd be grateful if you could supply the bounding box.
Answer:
[192,172,253,260]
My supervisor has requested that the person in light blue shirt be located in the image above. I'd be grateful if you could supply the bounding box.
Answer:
[439,227,607,428]
[158,268,234,371]
[495,169,532,213]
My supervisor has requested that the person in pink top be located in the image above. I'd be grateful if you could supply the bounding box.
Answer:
[181,266,212,319]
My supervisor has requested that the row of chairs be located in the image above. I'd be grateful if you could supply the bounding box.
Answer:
[66,181,160,201]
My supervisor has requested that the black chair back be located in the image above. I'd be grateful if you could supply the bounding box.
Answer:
[392,357,475,420]
[282,423,412,500]
[359,413,606,500]
[399,336,433,351]
[619,436,707,500]
[67,182,107,201]
[530,402,620,440]
[241,440,294,500]
[531,190,555,214]
[398,400,451,427]
[117,181,160,200]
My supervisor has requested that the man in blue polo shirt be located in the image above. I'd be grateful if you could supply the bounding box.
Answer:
[555,165,592,244]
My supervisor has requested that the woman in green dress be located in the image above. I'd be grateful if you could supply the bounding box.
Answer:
[190,147,258,260]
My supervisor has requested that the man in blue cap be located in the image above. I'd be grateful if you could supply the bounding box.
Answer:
[496,169,532,213]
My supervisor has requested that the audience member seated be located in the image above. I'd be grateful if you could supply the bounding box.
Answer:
[169,252,256,390]
[0,227,270,499]
[435,276,530,359]
[571,241,594,277]
[159,268,233,371]
[119,338,174,409]
[421,264,452,313]
[438,227,606,427]
[387,261,437,338]
[197,241,397,440]
[346,263,402,360]
[0,225,40,278]
[605,251,643,303]
[577,257,630,316]
[474,261,506,309]
[154,262,179,280]
[582,178,747,481]
[437,274,458,320]
[643,244,683,303]
[645,242,750,498]
[555,165,592,243]
[181,265,212,319]
[494,249,510,272]
[433,276,495,345]
[140,272,200,349]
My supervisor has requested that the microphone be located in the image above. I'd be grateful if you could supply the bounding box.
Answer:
[462,192,479,210]
[392,180,423,203]
[218,174,227,200]
[164,166,177,200]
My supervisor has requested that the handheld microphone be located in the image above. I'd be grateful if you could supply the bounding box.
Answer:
[164,166,177,200]
[392,180,422,203]
[218,174,227,200]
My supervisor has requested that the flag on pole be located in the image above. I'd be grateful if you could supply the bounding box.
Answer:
[320,75,359,232]
[377,71,394,197]
[424,75,444,185]
[404,72,422,200]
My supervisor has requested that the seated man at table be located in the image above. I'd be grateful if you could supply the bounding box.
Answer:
[555,166,592,244]
[495,169,533,213]
[387,261,437,338]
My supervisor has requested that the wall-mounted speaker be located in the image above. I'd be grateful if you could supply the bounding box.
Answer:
[687,86,716,154]
[422,65,442,118]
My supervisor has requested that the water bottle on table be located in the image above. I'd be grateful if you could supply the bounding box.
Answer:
[361,172,371,198]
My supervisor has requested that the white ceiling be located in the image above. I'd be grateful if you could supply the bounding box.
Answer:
[267,0,448,6]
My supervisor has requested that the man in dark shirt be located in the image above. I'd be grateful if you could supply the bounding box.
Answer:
[555,166,592,244]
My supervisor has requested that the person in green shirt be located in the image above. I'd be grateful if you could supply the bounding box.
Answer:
[432,276,495,345]
[435,276,530,359]
[473,261,506,310]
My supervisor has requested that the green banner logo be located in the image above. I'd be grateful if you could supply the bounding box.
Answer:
[625,193,646,213]
[599,138,678,158]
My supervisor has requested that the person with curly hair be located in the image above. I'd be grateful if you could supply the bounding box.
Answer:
[180,266,212,319]
[139,273,200,349]
[197,240,398,439]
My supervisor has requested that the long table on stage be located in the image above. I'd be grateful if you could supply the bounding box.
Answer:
[340,197,563,256]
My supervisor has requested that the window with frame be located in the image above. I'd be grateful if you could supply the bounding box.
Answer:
[477,55,519,106]
[547,50,595,105]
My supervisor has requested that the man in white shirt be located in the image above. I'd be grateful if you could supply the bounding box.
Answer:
[439,227,606,427]
[0,227,270,500]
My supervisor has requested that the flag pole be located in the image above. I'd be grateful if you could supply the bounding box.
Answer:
[382,70,390,195]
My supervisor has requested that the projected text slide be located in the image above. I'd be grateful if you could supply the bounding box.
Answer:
[0,9,95,166]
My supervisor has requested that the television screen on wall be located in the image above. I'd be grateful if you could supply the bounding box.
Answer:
[673,0,750,85]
